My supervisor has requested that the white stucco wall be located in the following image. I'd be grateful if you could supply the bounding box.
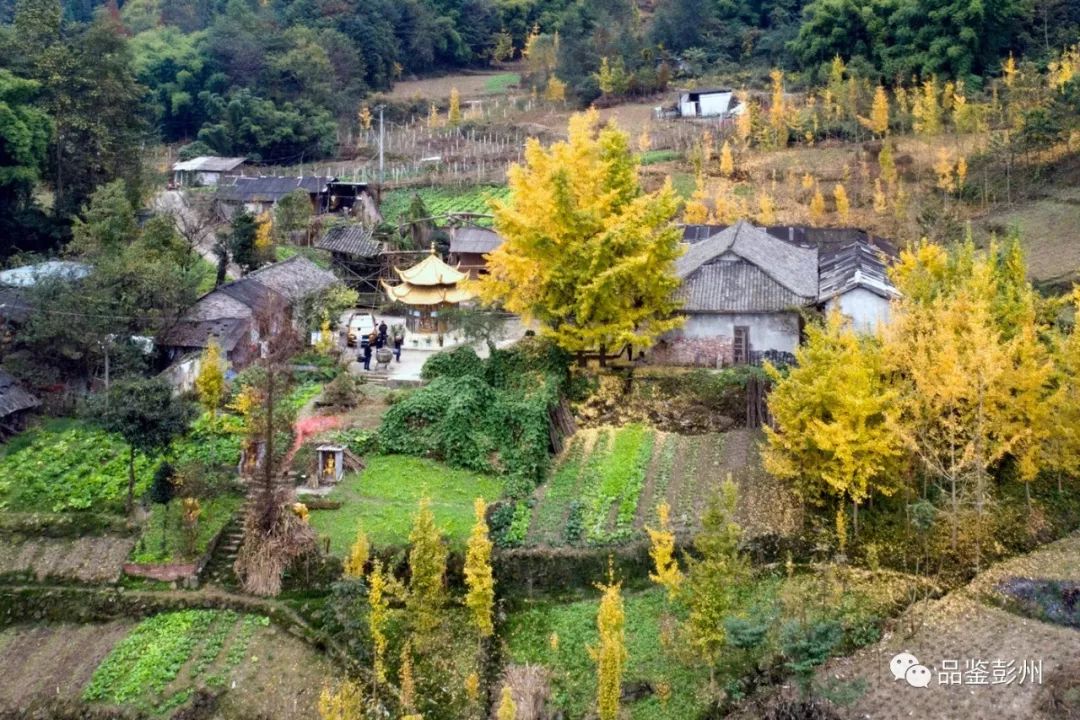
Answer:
[697,92,733,117]
[826,288,892,333]
[680,312,799,350]
[651,311,801,366]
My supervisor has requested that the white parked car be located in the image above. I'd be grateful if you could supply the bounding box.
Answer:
[346,312,377,347]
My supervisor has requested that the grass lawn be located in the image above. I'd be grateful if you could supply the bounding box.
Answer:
[309,454,503,553]
[484,72,520,93]
[131,494,243,565]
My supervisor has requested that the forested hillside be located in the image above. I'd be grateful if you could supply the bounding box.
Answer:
[0,0,1077,257]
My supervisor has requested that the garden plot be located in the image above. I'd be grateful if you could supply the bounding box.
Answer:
[378,185,510,227]
[68,609,334,718]
[527,426,801,547]
[0,535,134,583]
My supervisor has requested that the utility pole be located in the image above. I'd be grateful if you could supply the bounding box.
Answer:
[376,104,386,185]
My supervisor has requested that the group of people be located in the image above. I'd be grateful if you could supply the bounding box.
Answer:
[359,320,404,371]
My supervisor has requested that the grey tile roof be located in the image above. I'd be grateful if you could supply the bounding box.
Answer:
[315,224,383,258]
[163,257,338,351]
[0,369,40,418]
[247,256,339,302]
[217,176,334,203]
[676,220,820,299]
[818,237,900,301]
[0,287,31,324]
[677,259,812,313]
[449,225,503,255]
[161,317,251,352]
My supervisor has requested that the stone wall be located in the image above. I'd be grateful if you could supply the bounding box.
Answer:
[651,311,801,367]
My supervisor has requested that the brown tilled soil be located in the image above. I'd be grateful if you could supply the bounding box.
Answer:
[214,625,338,719]
[0,622,132,709]
[0,536,134,584]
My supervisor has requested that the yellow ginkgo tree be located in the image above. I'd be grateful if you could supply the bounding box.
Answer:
[476,109,685,357]
[765,309,905,544]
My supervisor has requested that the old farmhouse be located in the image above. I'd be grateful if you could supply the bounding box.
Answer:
[651,221,898,367]
[160,256,339,388]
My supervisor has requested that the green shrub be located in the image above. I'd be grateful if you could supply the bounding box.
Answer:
[379,338,570,487]
[420,345,486,381]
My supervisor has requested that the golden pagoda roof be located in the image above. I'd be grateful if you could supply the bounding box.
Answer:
[394,245,468,286]
[380,279,474,306]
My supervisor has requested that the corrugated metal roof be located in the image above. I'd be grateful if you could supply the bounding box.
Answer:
[449,226,503,255]
[677,258,813,313]
[217,176,333,203]
[172,156,247,172]
[315,225,382,257]
[0,368,40,417]
[0,261,90,288]
[677,220,819,298]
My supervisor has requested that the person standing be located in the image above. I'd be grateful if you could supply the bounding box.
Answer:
[393,329,404,362]
[360,331,372,371]
[378,320,388,345]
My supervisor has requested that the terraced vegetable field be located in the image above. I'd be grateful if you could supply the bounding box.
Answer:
[378,185,510,227]
[83,610,268,714]
[526,427,801,547]
[0,611,335,718]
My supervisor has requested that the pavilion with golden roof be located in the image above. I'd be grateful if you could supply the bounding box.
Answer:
[381,245,475,334]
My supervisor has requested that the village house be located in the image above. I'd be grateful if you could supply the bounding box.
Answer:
[448,224,503,278]
[216,175,335,216]
[215,176,380,220]
[651,221,898,367]
[160,256,340,389]
[171,156,247,187]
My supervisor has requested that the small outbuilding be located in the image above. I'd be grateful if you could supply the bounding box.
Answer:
[676,88,740,118]
[171,156,247,187]
[448,225,503,278]
[315,224,384,295]
[0,369,40,438]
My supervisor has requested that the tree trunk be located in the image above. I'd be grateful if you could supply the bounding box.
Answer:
[161,502,169,554]
[127,446,136,515]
